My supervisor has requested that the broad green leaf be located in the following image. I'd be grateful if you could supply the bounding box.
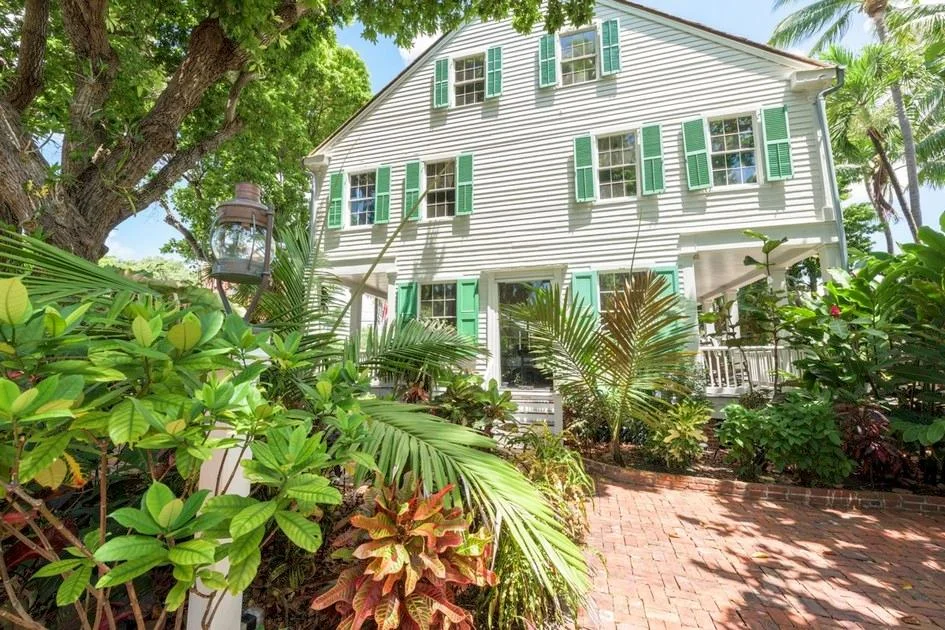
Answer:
[285,478,342,505]
[198,570,227,591]
[110,507,162,535]
[132,315,154,347]
[172,489,209,530]
[95,536,166,562]
[274,511,323,552]
[11,388,38,414]
[43,307,66,337]
[0,379,19,412]
[228,527,265,565]
[347,451,379,472]
[19,432,72,482]
[145,481,177,522]
[167,539,216,566]
[57,564,92,606]
[226,548,261,595]
[32,558,84,578]
[95,551,168,588]
[157,499,184,529]
[165,580,190,612]
[229,500,277,540]
[108,400,149,444]
[203,494,257,519]
[0,277,31,325]
[168,313,202,352]
[34,459,68,489]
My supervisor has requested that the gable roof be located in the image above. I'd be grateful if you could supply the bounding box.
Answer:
[309,1,832,158]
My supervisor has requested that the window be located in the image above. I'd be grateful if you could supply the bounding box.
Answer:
[560,29,597,86]
[598,271,644,314]
[419,283,456,326]
[597,133,637,199]
[349,172,375,226]
[709,116,758,186]
[454,55,485,106]
[498,280,553,389]
[426,160,456,218]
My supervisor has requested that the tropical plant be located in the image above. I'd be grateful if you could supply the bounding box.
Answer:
[836,404,911,483]
[645,401,712,471]
[311,481,496,629]
[432,374,518,437]
[506,272,693,464]
[718,404,769,480]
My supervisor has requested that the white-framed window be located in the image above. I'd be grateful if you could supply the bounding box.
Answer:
[597,132,637,199]
[454,54,485,106]
[349,172,376,226]
[560,29,598,86]
[598,271,646,314]
[420,282,457,326]
[709,115,758,186]
[426,160,456,218]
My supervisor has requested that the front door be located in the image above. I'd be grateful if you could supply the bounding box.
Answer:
[497,279,553,390]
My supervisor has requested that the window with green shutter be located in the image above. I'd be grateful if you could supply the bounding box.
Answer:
[327,171,344,229]
[571,271,600,318]
[433,58,449,109]
[456,154,474,215]
[600,19,621,75]
[539,34,557,87]
[761,105,794,181]
[396,282,418,321]
[486,47,502,98]
[455,279,479,340]
[654,267,679,296]
[573,135,596,203]
[641,124,665,195]
[682,118,711,191]
[374,166,391,224]
[404,161,421,220]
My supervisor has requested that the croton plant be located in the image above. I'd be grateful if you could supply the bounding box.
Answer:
[312,482,496,629]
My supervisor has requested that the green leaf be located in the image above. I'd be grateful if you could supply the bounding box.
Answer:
[168,539,216,566]
[157,499,184,529]
[927,421,945,445]
[108,400,149,445]
[145,481,177,522]
[171,490,209,530]
[0,277,31,325]
[19,432,72,482]
[198,570,227,591]
[95,551,168,588]
[226,548,261,595]
[32,559,85,578]
[95,536,167,562]
[228,527,265,565]
[132,315,155,347]
[165,580,190,612]
[229,500,277,540]
[57,564,92,606]
[284,476,342,504]
[0,379,19,412]
[348,451,379,472]
[34,459,68,489]
[110,507,162,535]
[203,494,257,519]
[168,313,202,352]
[274,511,323,552]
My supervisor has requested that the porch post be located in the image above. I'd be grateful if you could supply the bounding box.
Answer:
[819,243,844,288]
[348,287,363,338]
[723,290,740,340]
[385,273,397,324]
[768,266,787,293]
[678,254,699,351]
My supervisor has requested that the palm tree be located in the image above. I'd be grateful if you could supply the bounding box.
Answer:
[770,0,924,232]
[506,272,694,464]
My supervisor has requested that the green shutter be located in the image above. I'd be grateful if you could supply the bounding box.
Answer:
[682,118,711,191]
[640,124,665,195]
[404,161,421,220]
[486,46,502,98]
[396,282,418,321]
[654,267,679,297]
[433,58,449,109]
[456,154,474,215]
[573,135,596,203]
[539,34,557,88]
[571,271,600,322]
[375,165,391,224]
[600,19,621,75]
[762,105,794,181]
[456,279,479,341]
[327,171,344,229]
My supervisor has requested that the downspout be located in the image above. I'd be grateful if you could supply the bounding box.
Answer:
[815,66,848,269]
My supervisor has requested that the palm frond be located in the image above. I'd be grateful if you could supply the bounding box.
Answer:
[358,399,590,603]
[768,0,857,51]
[0,229,154,304]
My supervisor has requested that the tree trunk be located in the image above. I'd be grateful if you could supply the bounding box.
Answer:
[872,11,923,231]
[868,127,919,241]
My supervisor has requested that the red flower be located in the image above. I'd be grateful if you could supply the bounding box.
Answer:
[829,304,842,318]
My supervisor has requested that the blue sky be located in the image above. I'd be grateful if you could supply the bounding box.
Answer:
[109,0,942,259]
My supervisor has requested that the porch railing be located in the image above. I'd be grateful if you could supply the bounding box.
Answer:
[700,345,803,396]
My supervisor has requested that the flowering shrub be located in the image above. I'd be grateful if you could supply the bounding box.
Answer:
[311,482,496,629]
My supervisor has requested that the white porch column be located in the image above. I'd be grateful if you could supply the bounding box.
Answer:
[678,254,699,351]
[385,274,397,324]
[819,243,844,289]
[723,290,740,339]
[768,266,788,293]
[348,288,363,338]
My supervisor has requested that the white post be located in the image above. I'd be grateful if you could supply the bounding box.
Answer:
[723,290,740,339]
[819,243,843,290]
[768,266,787,293]
[678,254,699,351]
[186,435,252,630]
[348,288,363,339]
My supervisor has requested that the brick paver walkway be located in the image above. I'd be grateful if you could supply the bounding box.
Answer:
[580,478,945,629]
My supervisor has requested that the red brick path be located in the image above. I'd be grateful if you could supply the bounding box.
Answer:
[579,479,945,629]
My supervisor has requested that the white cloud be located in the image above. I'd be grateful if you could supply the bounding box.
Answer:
[399,32,440,64]
[104,236,141,261]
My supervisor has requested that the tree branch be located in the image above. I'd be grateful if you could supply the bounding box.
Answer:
[161,199,210,262]
[4,0,50,112]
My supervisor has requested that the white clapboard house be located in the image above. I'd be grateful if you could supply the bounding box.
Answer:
[304,0,845,426]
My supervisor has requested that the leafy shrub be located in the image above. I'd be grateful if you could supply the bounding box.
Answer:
[311,481,495,629]
[564,393,648,447]
[645,401,711,471]
[432,373,517,436]
[737,389,770,410]
[479,428,594,629]
[718,404,768,480]
[836,404,911,484]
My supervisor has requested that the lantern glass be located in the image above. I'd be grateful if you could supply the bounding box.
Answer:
[210,221,268,283]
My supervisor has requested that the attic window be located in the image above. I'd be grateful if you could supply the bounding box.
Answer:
[560,29,597,86]
[454,55,485,106]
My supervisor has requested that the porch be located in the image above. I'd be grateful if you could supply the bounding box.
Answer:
[699,344,802,397]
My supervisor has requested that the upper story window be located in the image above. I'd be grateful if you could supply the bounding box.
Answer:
[426,160,456,218]
[597,133,637,199]
[560,29,598,86]
[454,55,485,106]
[709,116,758,186]
[420,282,457,326]
[349,172,376,226]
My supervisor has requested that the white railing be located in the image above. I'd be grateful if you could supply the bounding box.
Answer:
[700,345,803,395]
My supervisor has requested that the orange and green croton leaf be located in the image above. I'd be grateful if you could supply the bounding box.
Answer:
[311,480,496,629]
